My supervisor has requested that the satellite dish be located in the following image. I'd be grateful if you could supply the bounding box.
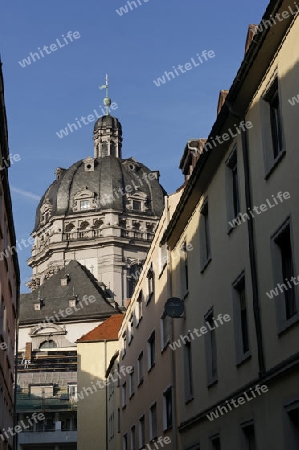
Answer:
[164,297,184,318]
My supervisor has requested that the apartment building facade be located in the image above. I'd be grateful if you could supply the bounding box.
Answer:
[161,0,299,448]
[0,59,20,450]
[118,190,183,450]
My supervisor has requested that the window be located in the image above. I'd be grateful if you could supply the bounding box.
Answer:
[139,415,145,448]
[262,76,284,174]
[122,382,127,408]
[204,309,218,386]
[147,331,155,371]
[180,241,189,295]
[149,402,157,440]
[136,291,143,325]
[137,351,144,385]
[128,314,134,344]
[146,264,154,304]
[241,422,256,450]
[163,387,172,430]
[233,271,250,365]
[226,147,240,227]
[159,244,168,275]
[184,339,193,402]
[271,218,299,332]
[133,200,141,211]
[160,313,170,350]
[80,200,90,210]
[68,384,77,401]
[210,435,221,450]
[123,433,128,450]
[284,401,299,450]
[122,332,127,358]
[200,199,211,271]
[129,369,134,398]
[130,426,136,450]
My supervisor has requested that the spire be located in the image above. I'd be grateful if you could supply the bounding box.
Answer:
[99,74,112,116]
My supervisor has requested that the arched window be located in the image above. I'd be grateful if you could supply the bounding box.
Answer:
[39,340,57,349]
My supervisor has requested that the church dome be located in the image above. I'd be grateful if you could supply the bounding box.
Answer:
[34,156,166,231]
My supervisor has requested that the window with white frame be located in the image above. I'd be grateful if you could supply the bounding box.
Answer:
[128,314,134,344]
[122,382,127,409]
[123,433,128,450]
[261,76,285,175]
[184,339,193,402]
[136,291,143,325]
[200,199,211,271]
[232,271,250,365]
[139,415,145,448]
[147,330,155,371]
[146,264,154,304]
[241,422,256,450]
[149,402,157,440]
[129,368,134,398]
[271,217,299,333]
[204,308,218,386]
[163,387,172,430]
[226,146,240,228]
[130,425,136,450]
[159,244,168,275]
[160,313,170,351]
[122,331,127,358]
[137,351,144,385]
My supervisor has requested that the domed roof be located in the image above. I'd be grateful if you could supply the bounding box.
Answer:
[34,156,166,231]
[94,114,122,132]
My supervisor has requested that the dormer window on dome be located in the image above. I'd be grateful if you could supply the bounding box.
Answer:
[126,191,148,212]
[73,188,97,212]
[83,157,95,172]
[40,198,53,226]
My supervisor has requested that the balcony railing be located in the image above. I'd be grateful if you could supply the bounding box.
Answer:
[62,229,102,241]
[121,230,154,241]
[16,388,77,412]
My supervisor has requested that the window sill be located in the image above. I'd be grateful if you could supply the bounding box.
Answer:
[129,392,135,400]
[200,257,212,274]
[137,378,144,387]
[265,150,286,180]
[158,263,167,280]
[148,362,155,373]
[136,317,143,328]
[185,396,194,405]
[207,377,218,389]
[146,292,153,306]
[236,351,251,367]
[278,313,299,336]
[161,342,169,354]
[183,290,189,300]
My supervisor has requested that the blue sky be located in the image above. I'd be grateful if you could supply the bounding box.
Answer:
[0,0,269,292]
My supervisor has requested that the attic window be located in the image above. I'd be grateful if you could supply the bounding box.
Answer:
[69,298,77,307]
[61,274,70,286]
[133,200,141,211]
[80,200,90,210]
[34,303,41,311]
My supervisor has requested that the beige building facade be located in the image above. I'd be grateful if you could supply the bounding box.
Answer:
[161,0,299,448]
[118,190,183,450]
[0,58,20,450]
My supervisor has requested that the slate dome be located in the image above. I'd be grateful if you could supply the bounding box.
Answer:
[34,156,166,231]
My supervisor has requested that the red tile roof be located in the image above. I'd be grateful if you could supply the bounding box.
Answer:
[77,314,124,342]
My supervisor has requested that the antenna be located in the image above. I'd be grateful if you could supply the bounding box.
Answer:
[99,74,112,115]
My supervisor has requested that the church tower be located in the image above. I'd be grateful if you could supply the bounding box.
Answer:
[25,78,166,309]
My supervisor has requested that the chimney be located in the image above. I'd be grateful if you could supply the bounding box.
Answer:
[25,342,32,361]
[217,90,229,115]
[245,24,258,54]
